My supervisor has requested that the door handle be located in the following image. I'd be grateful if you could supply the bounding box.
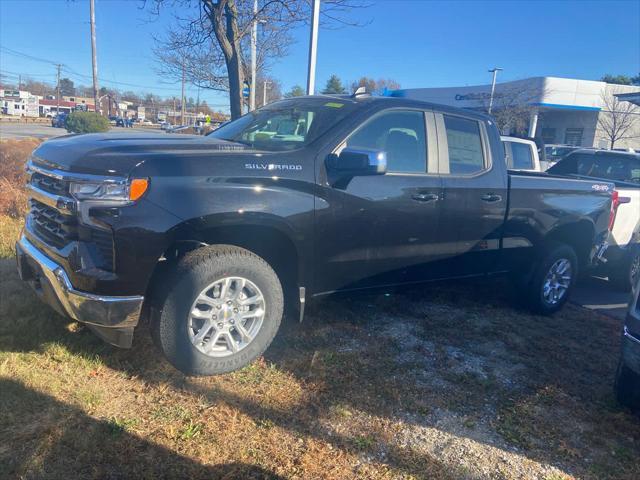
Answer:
[412,192,439,202]
[481,193,502,203]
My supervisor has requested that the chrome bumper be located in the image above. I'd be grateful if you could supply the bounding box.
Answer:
[15,234,143,348]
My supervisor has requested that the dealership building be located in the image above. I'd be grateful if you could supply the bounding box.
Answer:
[395,77,640,149]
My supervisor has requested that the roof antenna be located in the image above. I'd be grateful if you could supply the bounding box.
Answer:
[352,86,370,98]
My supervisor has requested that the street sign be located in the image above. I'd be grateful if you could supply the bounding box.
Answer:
[242,87,250,98]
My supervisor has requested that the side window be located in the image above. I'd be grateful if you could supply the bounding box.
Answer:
[443,115,485,175]
[510,142,534,170]
[345,110,427,173]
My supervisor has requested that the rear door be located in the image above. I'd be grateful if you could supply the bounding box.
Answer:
[435,113,508,275]
[314,108,448,293]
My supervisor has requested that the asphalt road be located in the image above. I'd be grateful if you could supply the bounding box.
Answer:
[0,122,160,140]
[573,277,631,321]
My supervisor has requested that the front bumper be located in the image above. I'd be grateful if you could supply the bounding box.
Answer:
[15,234,143,348]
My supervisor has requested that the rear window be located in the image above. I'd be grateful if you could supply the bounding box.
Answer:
[443,115,485,174]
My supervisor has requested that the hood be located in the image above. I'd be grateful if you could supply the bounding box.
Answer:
[31,132,249,177]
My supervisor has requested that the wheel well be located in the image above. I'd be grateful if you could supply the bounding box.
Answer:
[545,221,594,267]
[147,225,300,309]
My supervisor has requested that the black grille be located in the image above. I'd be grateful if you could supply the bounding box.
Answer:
[28,168,115,272]
[30,199,77,248]
[31,172,70,196]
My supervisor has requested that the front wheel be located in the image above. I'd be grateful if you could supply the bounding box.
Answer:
[522,242,578,315]
[152,245,284,376]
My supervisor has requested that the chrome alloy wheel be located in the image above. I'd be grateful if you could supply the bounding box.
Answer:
[542,258,572,305]
[188,276,266,357]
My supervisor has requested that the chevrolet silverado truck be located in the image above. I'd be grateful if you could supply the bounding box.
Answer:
[16,94,613,375]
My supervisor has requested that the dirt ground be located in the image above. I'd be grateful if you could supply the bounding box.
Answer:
[1,253,639,479]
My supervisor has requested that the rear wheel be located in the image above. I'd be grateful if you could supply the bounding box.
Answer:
[151,245,283,376]
[522,242,577,315]
[615,358,640,411]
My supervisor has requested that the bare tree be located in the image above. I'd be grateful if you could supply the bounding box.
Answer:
[150,0,369,119]
[598,91,640,149]
[479,84,545,136]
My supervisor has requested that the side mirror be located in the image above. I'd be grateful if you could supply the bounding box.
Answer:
[326,147,387,178]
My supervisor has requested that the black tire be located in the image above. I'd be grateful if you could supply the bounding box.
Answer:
[615,358,640,411]
[151,245,283,376]
[609,248,640,292]
[522,242,578,315]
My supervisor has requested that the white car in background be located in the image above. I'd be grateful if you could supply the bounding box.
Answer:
[548,149,640,290]
[501,136,542,172]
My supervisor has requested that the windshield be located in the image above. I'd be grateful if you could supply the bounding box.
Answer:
[209,98,357,152]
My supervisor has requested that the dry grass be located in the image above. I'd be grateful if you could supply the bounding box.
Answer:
[0,215,23,258]
[0,137,40,219]
[1,226,639,479]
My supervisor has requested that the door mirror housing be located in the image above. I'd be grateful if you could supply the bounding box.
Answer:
[326,147,387,177]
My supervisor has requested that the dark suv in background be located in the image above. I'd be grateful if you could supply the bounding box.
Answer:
[616,281,640,410]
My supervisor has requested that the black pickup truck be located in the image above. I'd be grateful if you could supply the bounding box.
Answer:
[16,94,613,375]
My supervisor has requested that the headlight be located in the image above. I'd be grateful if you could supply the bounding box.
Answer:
[70,181,129,202]
[70,178,148,203]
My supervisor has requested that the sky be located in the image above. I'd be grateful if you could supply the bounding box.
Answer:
[1,0,638,113]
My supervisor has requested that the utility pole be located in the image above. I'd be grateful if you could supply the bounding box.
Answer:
[180,63,186,125]
[90,0,100,114]
[56,64,62,115]
[262,80,271,107]
[487,67,502,115]
[250,0,258,111]
[18,74,21,90]
[306,0,320,95]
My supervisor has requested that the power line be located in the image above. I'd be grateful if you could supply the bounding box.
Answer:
[1,46,181,93]
[0,70,57,79]
[0,46,62,66]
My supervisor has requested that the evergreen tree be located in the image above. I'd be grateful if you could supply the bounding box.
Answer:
[322,75,346,94]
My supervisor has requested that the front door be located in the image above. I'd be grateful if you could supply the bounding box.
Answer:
[315,109,448,294]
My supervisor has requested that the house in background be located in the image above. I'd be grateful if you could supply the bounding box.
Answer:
[1,89,39,117]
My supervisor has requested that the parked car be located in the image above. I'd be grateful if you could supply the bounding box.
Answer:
[615,278,640,411]
[51,113,67,128]
[16,95,613,376]
[502,136,542,172]
[548,149,640,290]
[108,116,118,126]
[160,121,172,130]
